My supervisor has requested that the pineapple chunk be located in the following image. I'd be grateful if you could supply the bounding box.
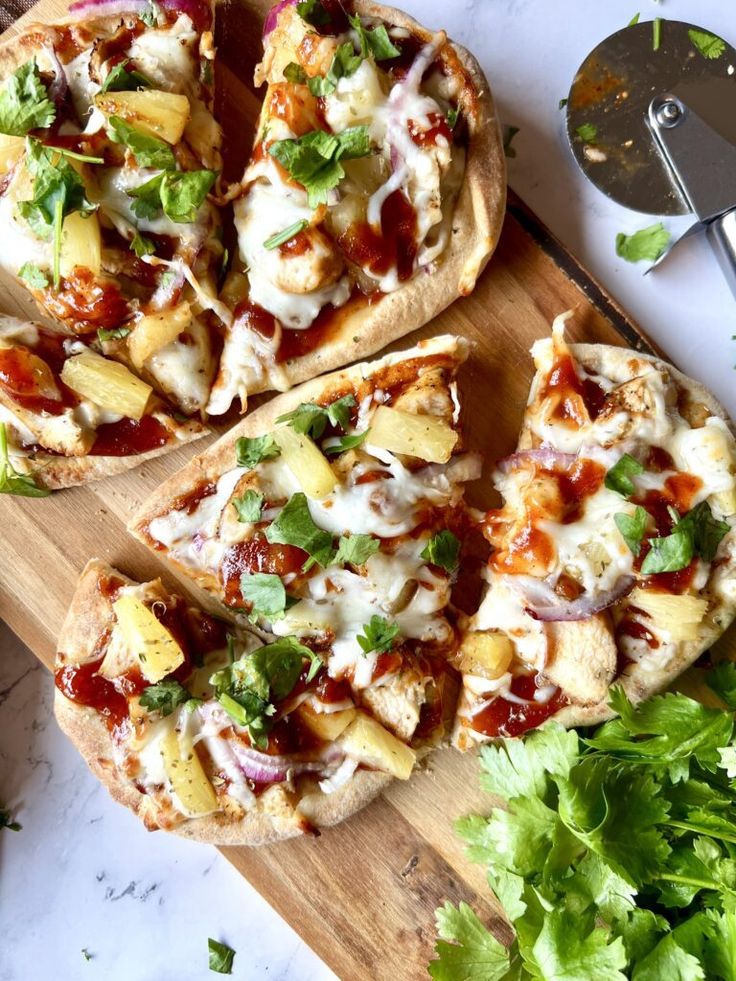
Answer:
[273,425,337,499]
[112,594,185,682]
[0,133,24,172]
[368,405,458,464]
[297,704,356,741]
[129,303,191,372]
[459,631,514,680]
[94,89,190,144]
[712,487,736,517]
[339,711,416,780]
[61,349,152,420]
[628,588,708,642]
[160,729,218,815]
[59,211,102,278]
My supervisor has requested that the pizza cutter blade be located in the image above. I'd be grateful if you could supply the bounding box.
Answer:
[565,19,736,296]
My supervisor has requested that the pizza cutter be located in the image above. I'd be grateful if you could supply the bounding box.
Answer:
[565,18,736,296]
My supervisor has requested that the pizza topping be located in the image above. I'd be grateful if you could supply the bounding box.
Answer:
[0,422,49,497]
[0,60,56,137]
[357,615,400,656]
[421,529,460,572]
[112,593,186,681]
[139,678,191,715]
[61,346,153,419]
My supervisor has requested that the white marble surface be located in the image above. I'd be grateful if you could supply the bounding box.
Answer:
[2,1,735,979]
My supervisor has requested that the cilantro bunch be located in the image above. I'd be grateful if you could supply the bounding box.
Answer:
[430,675,736,980]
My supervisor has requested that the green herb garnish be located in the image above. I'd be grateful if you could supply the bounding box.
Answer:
[139,679,190,716]
[0,423,50,497]
[265,492,335,568]
[101,60,152,93]
[605,453,644,497]
[421,530,461,572]
[334,533,379,567]
[263,219,309,250]
[232,489,264,523]
[688,28,726,60]
[357,615,400,656]
[208,939,235,975]
[276,394,356,439]
[615,223,670,263]
[0,59,55,136]
[575,122,598,143]
[614,505,649,557]
[18,261,49,288]
[97,325,131,343]
[235,434,281,469]
[269,127,371,208]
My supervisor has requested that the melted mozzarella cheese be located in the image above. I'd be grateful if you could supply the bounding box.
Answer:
[148,467,243,571]
[126,15,198,94]
[63,48,101,130]
[670,416,736,503]
[0,170,52,276]
[206,316,287,415]
[234,180,351,330]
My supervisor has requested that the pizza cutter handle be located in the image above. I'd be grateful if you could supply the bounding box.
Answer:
[705,208,736,300]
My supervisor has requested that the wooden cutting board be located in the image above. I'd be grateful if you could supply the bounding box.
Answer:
[1,2,728,978]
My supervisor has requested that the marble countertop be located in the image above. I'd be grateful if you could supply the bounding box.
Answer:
[2,1,735,978]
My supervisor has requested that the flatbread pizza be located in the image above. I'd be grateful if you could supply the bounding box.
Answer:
[54,559,393,844]
[453,314,736,747]
[207,0,505,413]
[0,0,225,416]
[0,313,205,489]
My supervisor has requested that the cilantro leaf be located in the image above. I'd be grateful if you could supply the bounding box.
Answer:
[265,492,334,567]
[428,902,509,980]
[357,615,399,655]
[0,59,55,136]
[421,530,460,572]
[18,261,49,288]
[140,0,161,26]
[688,28,726,60]
[276,395,356,439]
[575,122,598,143]
[531,908,628,981]
[605,453,644,496]
[101,60,152,93]
[283,62,307,84]
[586,688,734,782]
[446,106,459,128]
[17,138,96,287]
[269,127,371,208]
[616,223,671,263]
[615,506,648,556]
[0,422,50,497]
[127,169,216,223]
[208,938,235,975]
[139,679,190,716]
[632,920,709,981]
[130,231,155,258]
[679,500,730,562]
[706,662,736,710]
[240,572,289,621]
[702,908,736,980]
[628,13,641,26]
[476,722,579,800]
[97,325,131,343]
[296,0,328,27]
[323,431,368,455]
[235,434,280,469]
[652,17,663,52]
[232,489,264,523]
[334,533,379,567]
[307,41,362,97]
[0,806,21,832]
[108,116,175,169]
[264,219,308,250]
[160,170,217,223]
[348,15,400,60]
[640,522,693,575]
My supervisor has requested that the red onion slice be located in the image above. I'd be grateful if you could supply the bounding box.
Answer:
[44,46,68,104]
[508,574,636,622]
[228,741,340,784]
[496,448,578,474]
[262,0,297,37]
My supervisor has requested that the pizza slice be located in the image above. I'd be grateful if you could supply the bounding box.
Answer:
[0,0,225,415]
[453,313,736,748]
[207,0,505,413]
[129,335,479,771]
[0,313,205,490]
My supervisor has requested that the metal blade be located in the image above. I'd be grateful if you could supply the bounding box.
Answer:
[566,19,736,216]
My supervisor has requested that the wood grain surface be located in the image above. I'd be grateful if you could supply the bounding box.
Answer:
[1,2,727,978]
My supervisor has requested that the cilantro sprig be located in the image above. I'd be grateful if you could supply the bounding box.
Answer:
[139,679,191,716]
[421,530,460,573]
[357,615,400,656]
[276,395,356,439]
[101,60,152,93]
[688,28,726,60]
[208,938,235,975]
[641,501,729,574]
[605,453,644,497]
[0,59,55,136]
[0,423,50,498]
[210,636,321,747]
[269,127,371,208]
[127,169,217,224]
[429,687,736,979]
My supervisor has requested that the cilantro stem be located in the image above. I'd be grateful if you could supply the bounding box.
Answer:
[653,17,662,51]
[53,198,63,289]
[45,145,104,164]
[665,819,736,844]
[654,872,718,890]
[0,422,7,464]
